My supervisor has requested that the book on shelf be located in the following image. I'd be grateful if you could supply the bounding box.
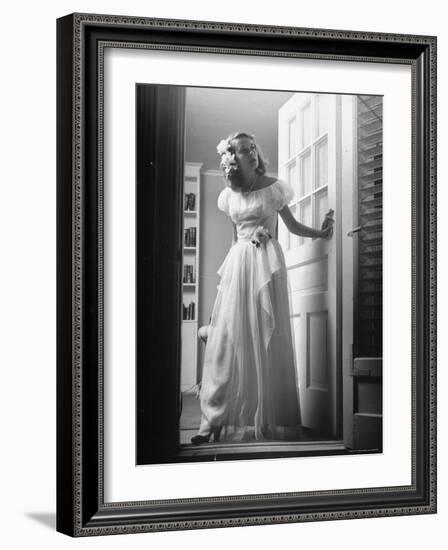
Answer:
[184,227,197,247]
[184,192,196,212]
[182,301,196,320]
[183,264,196,284]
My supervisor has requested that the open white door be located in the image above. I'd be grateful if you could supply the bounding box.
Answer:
[278,93,342,437]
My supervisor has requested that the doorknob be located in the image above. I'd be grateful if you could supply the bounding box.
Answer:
[347,225,361,237]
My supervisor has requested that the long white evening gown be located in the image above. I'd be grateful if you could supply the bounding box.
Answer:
[197,179,302,441]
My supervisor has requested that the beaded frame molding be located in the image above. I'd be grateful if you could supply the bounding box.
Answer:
[56,13,437,537]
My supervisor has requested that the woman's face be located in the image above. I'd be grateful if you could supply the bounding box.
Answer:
[232,137,259,173]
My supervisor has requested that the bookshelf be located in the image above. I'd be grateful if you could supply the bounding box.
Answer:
[181,163,202,393]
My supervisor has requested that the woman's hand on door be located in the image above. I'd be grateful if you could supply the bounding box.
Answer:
[318,209,334,239]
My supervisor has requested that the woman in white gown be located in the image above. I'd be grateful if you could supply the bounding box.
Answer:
[191,132,333,444]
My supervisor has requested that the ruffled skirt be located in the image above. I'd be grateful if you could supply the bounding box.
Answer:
[198,238,302,441]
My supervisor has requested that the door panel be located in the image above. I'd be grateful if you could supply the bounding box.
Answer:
[307,311,329,391]
[279,93,340,437]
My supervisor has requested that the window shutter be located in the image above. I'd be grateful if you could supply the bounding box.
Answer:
[356,96,383,358]
[352,96,383,450]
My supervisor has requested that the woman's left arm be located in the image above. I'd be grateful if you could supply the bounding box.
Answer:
[279,206,334,239]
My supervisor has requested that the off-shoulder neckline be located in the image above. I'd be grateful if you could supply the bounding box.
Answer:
[228,178,280,195]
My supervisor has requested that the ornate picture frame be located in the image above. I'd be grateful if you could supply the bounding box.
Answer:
[57,13,436,536]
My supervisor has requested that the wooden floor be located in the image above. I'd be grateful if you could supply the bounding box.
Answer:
[179,392,337,446]
[179,392,202,444]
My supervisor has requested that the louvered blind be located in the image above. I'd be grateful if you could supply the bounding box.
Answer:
[356,96,383,357]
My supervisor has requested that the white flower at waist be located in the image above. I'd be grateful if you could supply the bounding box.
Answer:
[251,226,272,248]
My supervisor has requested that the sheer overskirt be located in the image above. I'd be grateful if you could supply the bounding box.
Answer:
[198,237,302,441]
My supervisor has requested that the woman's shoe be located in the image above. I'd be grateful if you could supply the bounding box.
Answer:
[190,434,210,445]
[191,426,222,445]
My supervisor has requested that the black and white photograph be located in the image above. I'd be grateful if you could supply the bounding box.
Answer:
[52,6,437,540]
[136,85,383,464]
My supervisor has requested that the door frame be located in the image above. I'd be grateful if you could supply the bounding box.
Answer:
[340,95,358,449]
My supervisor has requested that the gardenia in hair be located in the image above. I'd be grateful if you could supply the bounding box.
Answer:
[217,139,238,178]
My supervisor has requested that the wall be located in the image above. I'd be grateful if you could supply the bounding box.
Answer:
[185,87,285,377]
[197,171,230,374]
[1,1,445,550]
[185,87,293,171]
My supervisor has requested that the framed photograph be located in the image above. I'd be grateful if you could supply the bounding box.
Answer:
[57,13,437,536]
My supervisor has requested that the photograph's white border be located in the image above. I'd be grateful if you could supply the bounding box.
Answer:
[104,48,412,502]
